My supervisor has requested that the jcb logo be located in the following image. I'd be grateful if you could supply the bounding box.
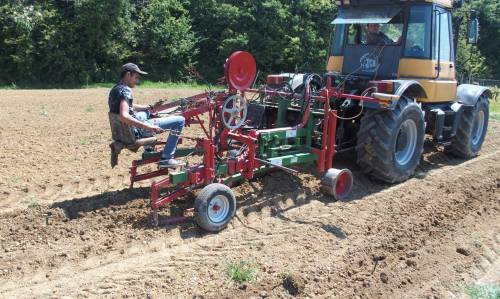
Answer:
[360,53,380,73]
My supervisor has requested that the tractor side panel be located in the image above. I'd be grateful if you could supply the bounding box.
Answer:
[327,56,344,73]
[398,58,457,103]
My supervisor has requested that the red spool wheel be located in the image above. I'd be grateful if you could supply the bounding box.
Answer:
[224,51,257,91]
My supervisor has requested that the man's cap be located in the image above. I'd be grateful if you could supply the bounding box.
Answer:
[121,63,148,75]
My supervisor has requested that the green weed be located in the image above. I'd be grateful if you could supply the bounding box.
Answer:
[85,105,95,112]
[225,260,257,283]
[8,176,21,183]
[40,105,49,117]
[28,198,39,209]
[80,138,90,145]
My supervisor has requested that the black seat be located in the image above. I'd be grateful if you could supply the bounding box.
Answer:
[108,112,157,167]
[242,103,266,130]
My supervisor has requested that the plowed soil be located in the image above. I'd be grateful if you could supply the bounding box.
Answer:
[0,89,498,298]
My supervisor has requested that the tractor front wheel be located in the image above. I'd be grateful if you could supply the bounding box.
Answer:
[356,96,425,183]
[447,95,489,158]
[194,183,236,232]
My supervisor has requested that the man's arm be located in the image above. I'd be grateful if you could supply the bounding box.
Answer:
[119,100,162,133]
[132,103,151,112]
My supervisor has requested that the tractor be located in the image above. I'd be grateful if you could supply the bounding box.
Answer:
[109,0,491,232]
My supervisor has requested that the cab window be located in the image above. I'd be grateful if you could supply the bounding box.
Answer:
[433,8,453,62]
[346,14,404,46]
[404,5,432,58]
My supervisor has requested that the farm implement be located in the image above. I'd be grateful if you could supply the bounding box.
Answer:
[110,0,491,232]
[113,51,362,231]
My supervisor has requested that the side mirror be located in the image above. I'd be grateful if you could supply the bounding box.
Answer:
[453,0,463,9]
[467,15,479,44]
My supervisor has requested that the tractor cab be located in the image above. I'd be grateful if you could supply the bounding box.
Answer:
[331,5,406,79]
[327,0,475,103]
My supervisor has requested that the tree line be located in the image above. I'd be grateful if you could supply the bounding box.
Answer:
[0,0,497,86]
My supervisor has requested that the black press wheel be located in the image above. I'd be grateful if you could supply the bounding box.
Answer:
[448,95,489,158]
[194,183,236,232]
[356,96,425,183]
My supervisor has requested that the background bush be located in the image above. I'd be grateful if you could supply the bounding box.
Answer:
[0,0,497,86]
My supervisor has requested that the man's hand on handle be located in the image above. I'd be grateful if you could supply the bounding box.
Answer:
[149,125,163,134]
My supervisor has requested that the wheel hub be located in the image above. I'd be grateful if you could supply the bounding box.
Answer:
[208,195,230,223]
[395,119,417,166]
[222,95,248,130]
[472,110,485,146]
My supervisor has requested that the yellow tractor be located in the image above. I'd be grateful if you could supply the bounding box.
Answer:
[326,0,491,182]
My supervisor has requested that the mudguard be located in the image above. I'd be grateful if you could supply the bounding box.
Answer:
[363,80,426,109]
[392,80,427,99]
[457,84,492,106]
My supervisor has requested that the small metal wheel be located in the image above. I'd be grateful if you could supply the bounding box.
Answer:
[222,94,248,130]
[321,168,354,200]
[194,183,236,232]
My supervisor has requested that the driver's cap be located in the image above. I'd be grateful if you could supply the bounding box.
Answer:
[121,63,148,75]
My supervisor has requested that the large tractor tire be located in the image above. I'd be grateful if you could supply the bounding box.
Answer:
[447,95,489,158]
[194,183,236,232]
[356,96,425,183]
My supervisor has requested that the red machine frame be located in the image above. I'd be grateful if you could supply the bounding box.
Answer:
[124,71,389,224]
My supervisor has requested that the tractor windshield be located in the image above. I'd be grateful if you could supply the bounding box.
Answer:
[346,22,403,46]
[330,7,406,78]
[331,6,404,47]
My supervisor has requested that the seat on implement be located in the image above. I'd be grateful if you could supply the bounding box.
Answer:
[108,112,157,168]
[241,103,266,130]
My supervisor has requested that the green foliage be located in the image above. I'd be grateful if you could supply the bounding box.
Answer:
[490,87,500,120]
[136,0,198,81]
[83,80,213,89]
[0,1,498,86]
[225,260,257,283]
[455,0,500,80]
[189,0,336,81]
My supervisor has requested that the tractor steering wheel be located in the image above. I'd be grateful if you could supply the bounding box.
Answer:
[408,45,425,57]
[221,94,248,130]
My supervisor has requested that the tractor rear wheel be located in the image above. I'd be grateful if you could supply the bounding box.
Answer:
[194,183,236,232]
[356,96,425,183]
[447,95,489,158]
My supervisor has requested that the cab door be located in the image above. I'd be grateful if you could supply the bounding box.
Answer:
[428,6,457,102]
[398,5,457,103]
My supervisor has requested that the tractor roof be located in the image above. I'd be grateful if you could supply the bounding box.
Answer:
[334,0,454,9]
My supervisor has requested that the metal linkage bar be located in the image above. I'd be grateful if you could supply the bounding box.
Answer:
[254,158,298,174]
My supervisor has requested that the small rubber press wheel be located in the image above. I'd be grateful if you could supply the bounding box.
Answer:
[194,183,236,232]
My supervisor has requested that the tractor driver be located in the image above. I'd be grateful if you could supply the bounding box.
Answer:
[366,23,396,45]
[108,63,185,169]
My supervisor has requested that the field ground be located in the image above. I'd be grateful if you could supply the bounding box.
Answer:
[0,89,498,298]
[490,91,500,120]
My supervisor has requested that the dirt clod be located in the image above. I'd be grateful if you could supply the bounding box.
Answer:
[283,274,305,296]
[380,272,389,283]
[406,260,417,267]
[456,247,472,256]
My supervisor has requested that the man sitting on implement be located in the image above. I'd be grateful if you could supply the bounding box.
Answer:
[108,63,184,169]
